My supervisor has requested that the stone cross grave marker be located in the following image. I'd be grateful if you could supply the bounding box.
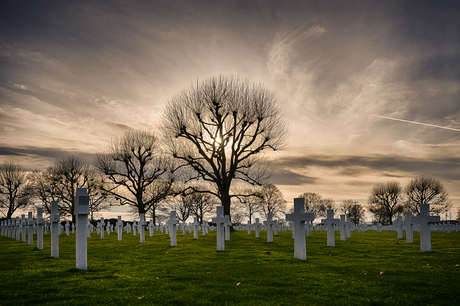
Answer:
[100,218,105,239]
[253,218,261,238]
[411,204,440,251]
[65,220,70,236]
[28,211,34,245]
[192,217,200,240]
[285,198,315,260]
[202,221,208,236]
[16,217,20,240]
[116,216,123,241]
[139,213,146,243]
[149,219,154,237]
[402,212,413,243]
[169,211,180,246]
[339,215,347,241]
[37,208,44,250]
[247,220,252,235]
[132,221,137,236]
[396,216,403,239]
[321,209,340,247]
[51,201,60,258]
[225,217,232,241]
[264,213,276,243]
[212,206,229,251]
[21,214,26,242]
[74,188,89,270]
[346,216,352,238]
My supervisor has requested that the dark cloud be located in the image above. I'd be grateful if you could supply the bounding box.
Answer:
[271,169,317,186]
[272,154,460,182]
[0,146,95,164]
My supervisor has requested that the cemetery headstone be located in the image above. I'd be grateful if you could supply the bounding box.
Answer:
[21,214,26,242]
[117,216,123,241]
[139,213,146,243]
[411,204,440,251]
[148,219,154,237]
[28,212,34,245]
[264,213,276,243]
[74,188,89,269]
[212,206,229,251]
[396,216,403,240]
[50,201,60,258]
[321,209,340,247]
[65,220,70,236]
[225,217,232,241]
[253,218,261,238]
[169,211,180,246]
[403,211,414,243]
[100,218,105,239]
[247,220,252,235]
[37,208,44,250]
[192,217,199,240]
[339,215,347,241]
[285,198,315,260]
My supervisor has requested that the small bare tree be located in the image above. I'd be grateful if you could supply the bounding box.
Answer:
[94,130,175,218]
[298,192,322,215]
[0,162,32,218]
[235,186,262,224]
[161,76,287,219]
[29,156,111,222]
[298,192,333,220]
[369,181,404,225]
[168,194,193,222]
[257,184,286,219]
[341,199,365,225]
[405,176,451,215]
[187,185,218,224]
[316,198,335,219]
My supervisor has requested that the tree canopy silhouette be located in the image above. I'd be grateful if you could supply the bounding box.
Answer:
[161,76,287,218]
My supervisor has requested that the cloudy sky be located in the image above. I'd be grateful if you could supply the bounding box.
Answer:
[1,1,459,211]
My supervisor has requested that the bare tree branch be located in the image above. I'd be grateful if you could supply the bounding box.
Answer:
[161,76,287,219]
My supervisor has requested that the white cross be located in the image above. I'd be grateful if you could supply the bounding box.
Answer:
[169,211,180,246]
[401,212,413,243]
[264,213,276,243]
[212,206,229,251]
[411,204,440,251]
[286,198,315,260]
[321,209,340,247]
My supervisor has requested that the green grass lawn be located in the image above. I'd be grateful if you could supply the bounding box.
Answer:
[1,229,459,305]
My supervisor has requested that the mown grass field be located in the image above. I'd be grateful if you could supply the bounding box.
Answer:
[0,228,459,305]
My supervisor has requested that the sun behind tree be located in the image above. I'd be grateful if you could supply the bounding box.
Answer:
[161,75,288,219]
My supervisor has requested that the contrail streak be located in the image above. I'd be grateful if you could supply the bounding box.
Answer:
[373,115,460,132]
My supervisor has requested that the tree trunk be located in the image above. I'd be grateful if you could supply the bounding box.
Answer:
[220,188,231,221]
[152,207,157,226]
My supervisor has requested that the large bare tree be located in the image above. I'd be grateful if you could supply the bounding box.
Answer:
[0,162,32,219]
[369,181,404,225]
[405,176,451,215]
[94,129,175,218]
[161,76,287,218]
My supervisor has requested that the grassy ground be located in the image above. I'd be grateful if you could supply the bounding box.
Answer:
[0,228,459,305]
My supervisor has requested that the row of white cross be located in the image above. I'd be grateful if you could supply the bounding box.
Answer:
[0,193,447,266]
